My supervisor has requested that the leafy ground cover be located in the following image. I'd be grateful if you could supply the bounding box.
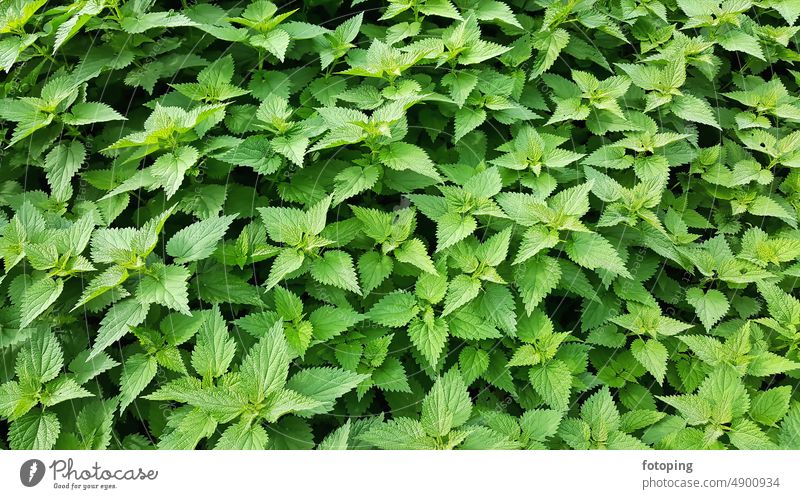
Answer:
[1,0,800,450]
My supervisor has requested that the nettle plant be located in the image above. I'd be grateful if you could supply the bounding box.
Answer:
[1,0,800,450]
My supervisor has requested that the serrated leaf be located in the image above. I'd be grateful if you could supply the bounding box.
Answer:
[20,276,63,329]
[9,411,60,450]
[310,250,361,294]
[671,94,720,129]
[529,360,572,410]
[119,354,157,412]
[565,232,631,278]
[366,291,419,327]
[409,316,449,367]
[686,288,729,331]
[631,338,668,384]
[167,214,236,263]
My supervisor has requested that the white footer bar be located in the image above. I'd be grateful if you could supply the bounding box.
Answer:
[1,451,797,498]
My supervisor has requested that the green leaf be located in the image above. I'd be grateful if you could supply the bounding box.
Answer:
[137,263,191,315]
[630,338,668,384]
[581,387,620,434]
[686,287,729,331]
[515,255,561,315]
[565,232,631,278]
[333,165,381,204]
[529,360,572,410]
[780,403,800,449]
[475,0,522,28]
[436,212,477,251]
[358,251,393,295]
[73,265,129,310]
[380,142,443,182]
[191,306,237,380]
[271,132,308,166]
[74,399,117,450]
[513,225,559,265]
[89,299,149,360]
[531,28,569,79]
[460,40,511,65]
[261,388,326,422]
[20,276,64,329]
[166,214,237,263]
[671,94,720,129]
[120,11,197,34]
[119,354,157,412]
[0,383,37,426]
[317,420,352,450]
[360,417,436,450]
[420,369,472,437]
[459,346,490,385]
[215,420,269,450]
[442,274,482,316]
[176,386,248,423]
[310,250,361,294]
[16,329,63,385]
[443,71,478,107]
[40,377,92,407]
[266,248,305,291]
[717,30,765,60]
[252,28,291,61]
[749,386,792,427]
[149,146,199,199]
[747,352,800,377]
[409,316,449,367]
[9,411,60,450]
[372,357,411,393]
[69,350,119,385]
[366,291,419,327]
[43,141,85,201]
[286,367,368,415]
[394,238,437,274]
[520,409,563,444]
[239,320,289,402]
[698,365,750,424]
[729,419,777,450]
[308,306,363,342]
[454,107,486,142]
[63,102,125,125]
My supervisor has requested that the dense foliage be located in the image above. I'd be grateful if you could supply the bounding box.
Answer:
[1,0,800,450]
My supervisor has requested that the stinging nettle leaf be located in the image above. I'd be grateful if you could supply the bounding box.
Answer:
[167,214,237,263]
